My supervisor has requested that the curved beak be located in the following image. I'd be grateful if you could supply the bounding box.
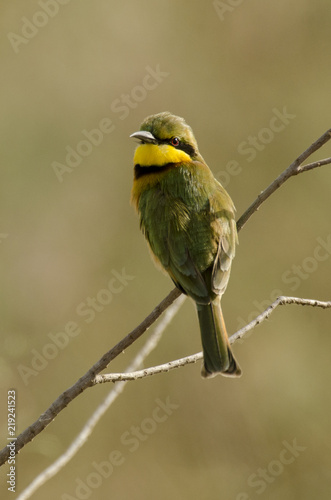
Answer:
[130,130,157,144]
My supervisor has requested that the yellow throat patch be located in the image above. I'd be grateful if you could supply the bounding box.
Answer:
[133,143,191,167]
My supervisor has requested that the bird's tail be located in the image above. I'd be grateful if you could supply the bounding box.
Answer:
[196,299,241,378]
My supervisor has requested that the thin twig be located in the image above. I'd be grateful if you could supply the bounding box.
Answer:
[230,296,331,342]
[94,296,331,382]
[94,352,203,383]
[297,157,331,174]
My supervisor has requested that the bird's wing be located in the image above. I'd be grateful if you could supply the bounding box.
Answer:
[142,197,211,303]
[209,191,237,296]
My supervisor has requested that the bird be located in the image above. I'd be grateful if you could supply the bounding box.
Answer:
[130,112,241,378]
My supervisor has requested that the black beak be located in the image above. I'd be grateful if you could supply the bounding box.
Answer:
[130,131,157,144]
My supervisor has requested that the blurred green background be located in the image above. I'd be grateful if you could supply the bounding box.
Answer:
[1,1,331,499]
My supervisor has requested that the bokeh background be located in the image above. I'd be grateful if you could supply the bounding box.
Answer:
[1,1,331,499]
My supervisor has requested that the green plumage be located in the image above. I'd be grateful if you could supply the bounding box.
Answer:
[131,112,241,378]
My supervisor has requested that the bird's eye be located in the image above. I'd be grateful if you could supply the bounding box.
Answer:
[171,137,180,147]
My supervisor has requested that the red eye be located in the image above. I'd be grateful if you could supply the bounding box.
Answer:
[171,137,180,147]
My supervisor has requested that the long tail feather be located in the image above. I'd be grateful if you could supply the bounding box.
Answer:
[196,299,241,378]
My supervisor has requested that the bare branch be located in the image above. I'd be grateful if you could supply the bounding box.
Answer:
[0,288,181,466]
[94,296,331,382]
[236,128,331,231]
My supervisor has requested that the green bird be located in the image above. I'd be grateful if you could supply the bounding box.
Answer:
[130,112,241,378]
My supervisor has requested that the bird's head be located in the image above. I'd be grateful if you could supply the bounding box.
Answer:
[130,112,202,168]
